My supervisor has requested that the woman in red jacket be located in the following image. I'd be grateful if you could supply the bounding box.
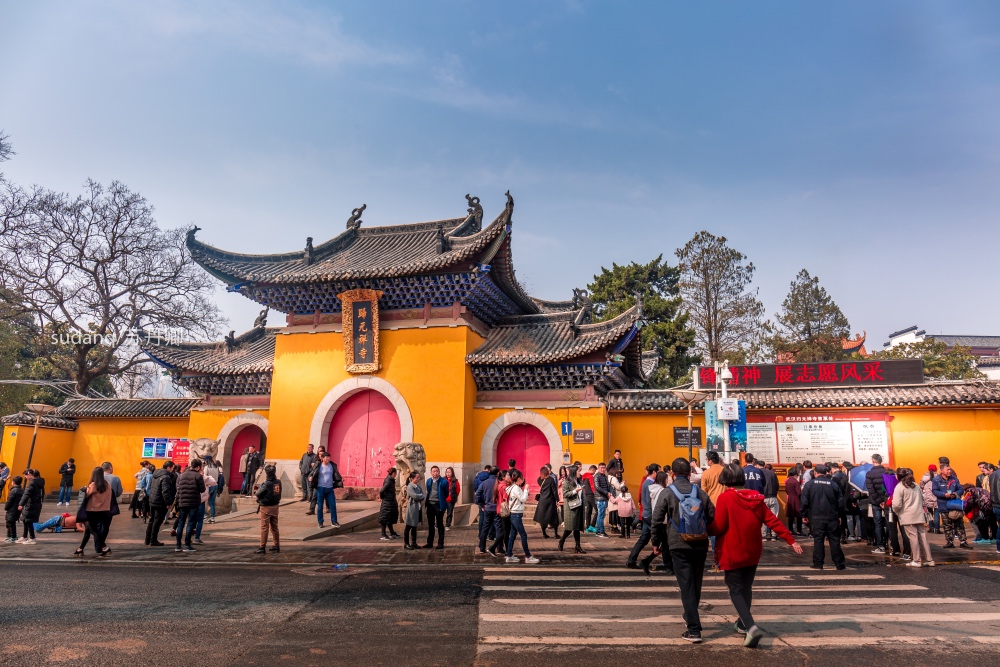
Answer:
[444,467,461,529]
[709,463,803,648]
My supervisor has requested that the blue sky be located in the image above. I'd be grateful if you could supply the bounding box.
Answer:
[2,1,998,349]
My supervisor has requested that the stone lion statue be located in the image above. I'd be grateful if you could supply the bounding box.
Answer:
[393,442,426,505]
[189,438,220,461]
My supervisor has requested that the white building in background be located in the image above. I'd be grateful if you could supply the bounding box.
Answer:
[884,326,1000,380]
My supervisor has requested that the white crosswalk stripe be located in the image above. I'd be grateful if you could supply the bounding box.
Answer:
[477,565,1000,651]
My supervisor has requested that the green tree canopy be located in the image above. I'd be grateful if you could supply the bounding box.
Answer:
[587,255,698,387]
[773,269,851,362]
[867,340,985,380]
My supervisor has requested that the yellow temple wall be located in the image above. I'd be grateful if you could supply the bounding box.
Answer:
[0,424,76,494]
[608,411,698,487]
[607,406,1000,486]
[471,404,609,470]
[71,418,191,491]
[887,408,1000,485]
[268,325,481,465]
[187,408,270,442]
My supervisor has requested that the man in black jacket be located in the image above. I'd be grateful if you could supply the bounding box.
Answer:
[830,462,850,539]
[175,460,206,553]
[594,463,611,538]
[865,454,889,554]
[298,444,316,502]
[145,461,176,546]
[606,450,625,482]
[651,458,714,644]
[57,458,76,506]
[802,464,845,570]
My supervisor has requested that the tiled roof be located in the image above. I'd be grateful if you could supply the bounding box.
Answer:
[1,411,78,430]
[927,335,1000,350]
[842,332,866,351]
[978,356,1000,368]
[55,398,202,419]
[530,297,577,313]
[606,381,1000,411]
[188,195,540,316]
[467,305,641,366]
[141,326,277,374]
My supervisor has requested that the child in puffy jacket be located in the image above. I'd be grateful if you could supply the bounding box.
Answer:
[617,485,636,538]
[4,476,23,542]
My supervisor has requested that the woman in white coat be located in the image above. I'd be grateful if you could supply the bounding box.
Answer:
[893,468,934,567]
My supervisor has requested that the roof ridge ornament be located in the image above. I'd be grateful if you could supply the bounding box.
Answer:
[465,194,483,231]
[347,204,366,230]
[253,307,269,328]
[186,226,201,247]
[224,330,237,352]
[304,237,314,266]
[505,190,514,213]
[634,291,645,320]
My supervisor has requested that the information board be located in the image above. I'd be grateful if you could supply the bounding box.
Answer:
[746,414,890,465]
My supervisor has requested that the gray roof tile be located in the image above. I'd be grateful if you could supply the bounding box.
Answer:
[141,326,277,375]
[606,381,1000,411]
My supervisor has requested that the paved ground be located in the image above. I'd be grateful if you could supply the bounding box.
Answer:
[2,507,999,666]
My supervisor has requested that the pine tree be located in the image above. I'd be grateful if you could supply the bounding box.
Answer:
[773,269,850,362]
[587,256,698,387]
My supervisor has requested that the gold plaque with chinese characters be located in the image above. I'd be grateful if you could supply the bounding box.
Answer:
[338,289,383,374]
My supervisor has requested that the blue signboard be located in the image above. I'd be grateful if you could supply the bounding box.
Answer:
[704,401,725,452]
[561,421,572,436]
[727,400,748,452]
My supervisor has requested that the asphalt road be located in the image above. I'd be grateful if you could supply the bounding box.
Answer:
[2,559,999,667]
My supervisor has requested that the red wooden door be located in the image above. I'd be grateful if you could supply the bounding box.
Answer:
[364,391,400,486]
[327,390,401,487]
[230,425,264,492]
[496,424,551,483]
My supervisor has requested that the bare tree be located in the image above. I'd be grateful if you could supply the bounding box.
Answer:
[0,179,225,394]
[0,130,13,162]
[675,231,769,364]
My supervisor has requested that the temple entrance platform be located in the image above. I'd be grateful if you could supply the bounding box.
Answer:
[214,498,381,541]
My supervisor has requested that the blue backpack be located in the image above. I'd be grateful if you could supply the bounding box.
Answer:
[668,484,708,541]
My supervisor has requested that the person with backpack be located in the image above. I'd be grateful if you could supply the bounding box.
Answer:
[651,458,715,644]
[489,470,512,556]
[475,467,499,554]
[801,464,846,570]
[932,463,971,549]
[710,463,803,648]
[865,454,889,554]
[255,464,282,554]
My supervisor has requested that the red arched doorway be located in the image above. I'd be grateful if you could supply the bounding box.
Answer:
[496,424,550,479]
[229,425,266,492]
[327,389,400,487]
